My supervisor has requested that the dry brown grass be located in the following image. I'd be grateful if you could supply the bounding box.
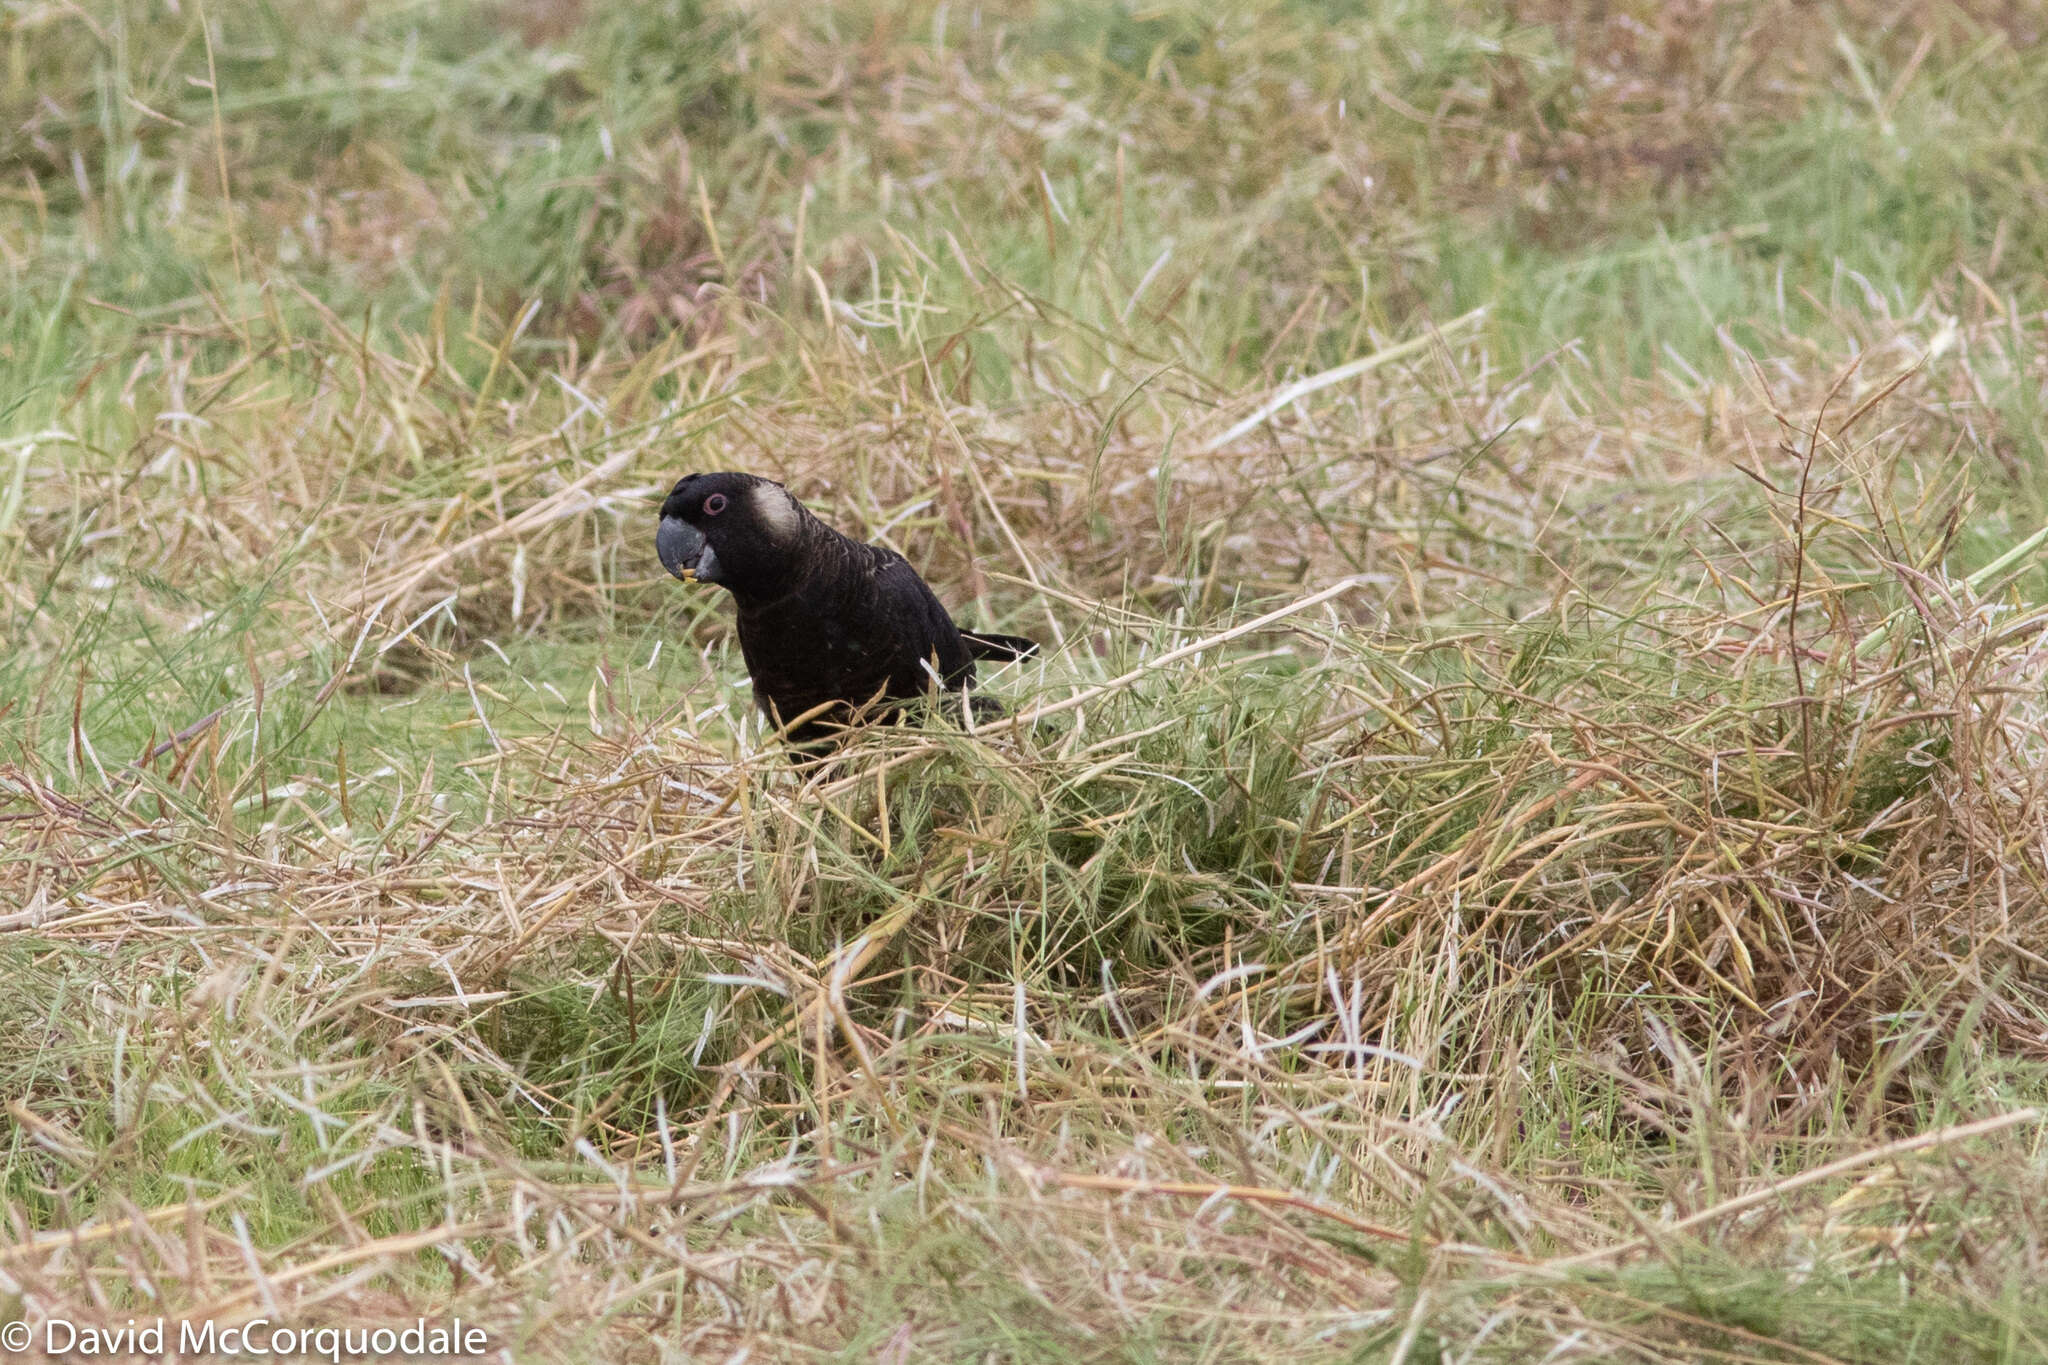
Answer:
[8,292,2048,1356]
[6,1,2048,1360]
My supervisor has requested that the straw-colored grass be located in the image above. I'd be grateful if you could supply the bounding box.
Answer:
[6,1,2048,1359]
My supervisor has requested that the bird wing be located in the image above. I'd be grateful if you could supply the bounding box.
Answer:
[863,547,975,686]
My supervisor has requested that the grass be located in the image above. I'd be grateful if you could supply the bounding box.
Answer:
[6,0,2048,1358]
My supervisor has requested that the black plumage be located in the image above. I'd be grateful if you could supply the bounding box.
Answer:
[657,471,1037,745]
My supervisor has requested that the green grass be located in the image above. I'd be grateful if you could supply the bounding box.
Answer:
[6,0,2048,1358]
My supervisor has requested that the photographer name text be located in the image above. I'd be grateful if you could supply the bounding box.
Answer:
[1,1317,490,1361]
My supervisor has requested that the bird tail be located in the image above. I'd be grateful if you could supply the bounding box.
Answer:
[960,631,1039,662]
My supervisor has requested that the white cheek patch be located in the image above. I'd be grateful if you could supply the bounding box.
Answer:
[751,483,802,546]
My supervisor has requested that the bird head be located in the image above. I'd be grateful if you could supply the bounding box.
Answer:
[657,472,808,599]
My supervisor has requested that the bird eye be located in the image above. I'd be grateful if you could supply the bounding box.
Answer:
[703,493,728,516]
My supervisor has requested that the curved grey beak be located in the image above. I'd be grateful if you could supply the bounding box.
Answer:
[657,517,720,583]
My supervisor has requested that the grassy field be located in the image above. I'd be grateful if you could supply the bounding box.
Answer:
[5,0,2048,1358]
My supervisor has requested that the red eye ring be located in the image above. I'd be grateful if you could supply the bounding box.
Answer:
[703,492,728,516]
